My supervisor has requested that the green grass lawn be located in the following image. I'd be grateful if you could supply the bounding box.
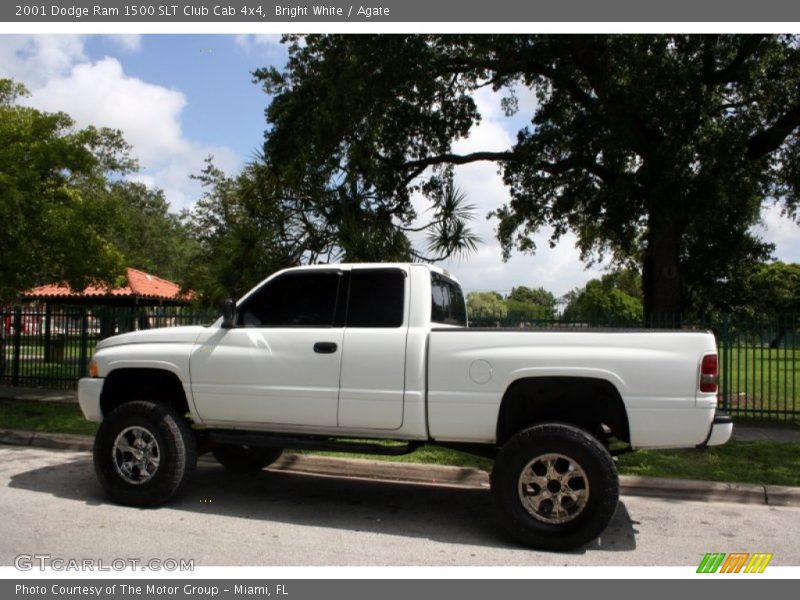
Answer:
[1,399,799,487]
[721,346,799,419]
[0,399,99,436]
[616,442,800,487]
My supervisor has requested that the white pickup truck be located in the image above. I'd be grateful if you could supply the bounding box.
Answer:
[79,263,732,550]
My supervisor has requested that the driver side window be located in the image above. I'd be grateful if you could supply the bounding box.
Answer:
[238,271,342,328]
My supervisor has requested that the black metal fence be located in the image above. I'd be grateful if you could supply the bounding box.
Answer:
[1,306,797,423]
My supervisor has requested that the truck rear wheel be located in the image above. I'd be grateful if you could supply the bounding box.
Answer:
[94,400,197,507]
[212,444,283,472]
[490,423,618,551]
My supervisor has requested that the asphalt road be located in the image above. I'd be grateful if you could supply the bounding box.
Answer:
[1,446,798,567]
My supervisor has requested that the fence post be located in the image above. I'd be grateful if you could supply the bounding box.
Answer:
[43,303,52,362]
[719,316,730,413]
[11,306,22,387]
[79,307,89,378]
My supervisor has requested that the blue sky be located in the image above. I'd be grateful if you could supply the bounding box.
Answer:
[83,35,282,161]
[1,34,798,296]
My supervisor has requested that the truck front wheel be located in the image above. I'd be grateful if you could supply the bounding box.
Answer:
[94,401,197,507]
[490,423,619,551]
[212,444,283,472]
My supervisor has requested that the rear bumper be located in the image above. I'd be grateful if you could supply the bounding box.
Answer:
[698,410,733,447]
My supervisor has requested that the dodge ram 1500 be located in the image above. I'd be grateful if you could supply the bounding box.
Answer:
[79,263,732,550]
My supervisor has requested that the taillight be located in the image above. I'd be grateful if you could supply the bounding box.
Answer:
[700,354,718,393]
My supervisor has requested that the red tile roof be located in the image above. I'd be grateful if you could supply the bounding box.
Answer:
[22,268,193,302]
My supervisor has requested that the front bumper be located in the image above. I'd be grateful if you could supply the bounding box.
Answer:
[698,410,733,447]
[78,377,104,422]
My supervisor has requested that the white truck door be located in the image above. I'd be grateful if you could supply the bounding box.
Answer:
[337,268,408,429]
[190,270,345,427]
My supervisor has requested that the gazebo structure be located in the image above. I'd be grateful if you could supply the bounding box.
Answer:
[1,268,198,388]
[18,267,194,358]
[21,267,193,309]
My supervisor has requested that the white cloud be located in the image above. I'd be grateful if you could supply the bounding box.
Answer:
[0,35,86,87]
[513,82,540,116]
[234,34,283,50]
[125,173,157,188]
[234,34,291,62]
[106,34,142,52]
[755,203,800,263]
[0,35,240,212]
[234,34,291,70]
[29,58,189,165]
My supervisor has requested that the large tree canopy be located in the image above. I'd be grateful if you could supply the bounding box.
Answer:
[104,181,198,284]
[0,79,136,302]
[706,261,800,320]
[506,286,557,318]
[562,269,644,324]
[256,35,800,317]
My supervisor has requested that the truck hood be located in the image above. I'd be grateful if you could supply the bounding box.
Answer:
[95,325,209,350]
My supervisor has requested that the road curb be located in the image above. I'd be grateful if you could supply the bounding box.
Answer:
[764,485,800,506]
[1,428,797,507]
[617,475,767,505]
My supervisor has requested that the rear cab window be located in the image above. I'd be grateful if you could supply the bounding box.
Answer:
[431,272,467,327]
[346,268,406,328]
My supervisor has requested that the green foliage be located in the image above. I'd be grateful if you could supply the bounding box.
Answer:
[712,262,800,320]
[751,263,800,316]
[182,154,481,304]
[181,159,306,305]
[466,291,507,319]
[100,181,198,284]
[423,182,481,260]
[257,35,800,316]
[506,286,557,318]
[255,38,482,263]
[0,79,136,302]
[563,269,644,323]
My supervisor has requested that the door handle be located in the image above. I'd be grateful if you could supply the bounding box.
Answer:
[313,342,338,354]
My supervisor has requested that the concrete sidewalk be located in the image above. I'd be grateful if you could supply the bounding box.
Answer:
[2,384,799,443]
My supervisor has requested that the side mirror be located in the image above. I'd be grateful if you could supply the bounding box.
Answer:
[221,298,237,329]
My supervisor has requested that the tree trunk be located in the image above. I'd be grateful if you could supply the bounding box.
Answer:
[642,211,683,325]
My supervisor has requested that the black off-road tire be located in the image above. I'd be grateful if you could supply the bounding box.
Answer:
[94,401,197,507]
[490,423,619,551]
[212,444,283,472]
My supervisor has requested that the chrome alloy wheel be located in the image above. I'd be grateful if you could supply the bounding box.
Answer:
[517,452,590,524]
[112,426,161,485]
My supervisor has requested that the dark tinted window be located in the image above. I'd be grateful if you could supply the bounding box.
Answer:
[346,269,405,328]
[239,271,341,328]
[431,273,467,326]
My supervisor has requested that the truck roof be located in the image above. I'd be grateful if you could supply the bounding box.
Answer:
[280,262,459,281]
